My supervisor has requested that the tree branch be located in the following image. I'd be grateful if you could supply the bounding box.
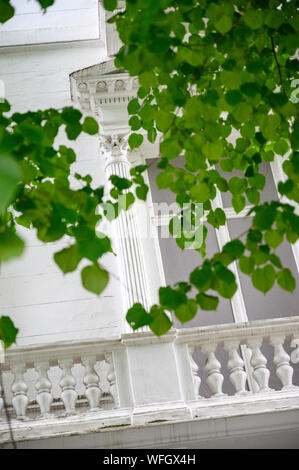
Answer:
[270,35,283,89]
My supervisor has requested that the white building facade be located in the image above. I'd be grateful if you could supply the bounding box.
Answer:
[0,0,299,449]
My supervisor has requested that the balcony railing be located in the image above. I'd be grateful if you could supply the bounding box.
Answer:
[0,316,299,444]
[0,337,120,421]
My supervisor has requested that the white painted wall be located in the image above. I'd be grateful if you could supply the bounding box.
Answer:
[0,1,124,346]
[0,0,101,46]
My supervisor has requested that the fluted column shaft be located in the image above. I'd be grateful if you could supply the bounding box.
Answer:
[100,135,151,332]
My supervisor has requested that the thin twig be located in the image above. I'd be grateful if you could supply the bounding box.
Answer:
[270,35,284,90]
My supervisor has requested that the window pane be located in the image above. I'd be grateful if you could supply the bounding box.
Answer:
[228,217,299,321]
[220,162,278,208]
[147,156,185,213]
[157,224,234,328]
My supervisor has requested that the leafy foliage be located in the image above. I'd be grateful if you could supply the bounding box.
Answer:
[107,0,299,334]
[0,316,18,349]
[0,0,299,341]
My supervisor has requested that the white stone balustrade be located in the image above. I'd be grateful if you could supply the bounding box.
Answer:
[0,317,298,444]
[176,316,299,399]
[0,338,120,421]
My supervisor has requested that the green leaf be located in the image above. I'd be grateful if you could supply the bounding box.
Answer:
[147,127,157,143]
[246,188,260,205]
[232,194,246,213]
[136,184,149,201]
[65,122,82,140]
[265,229,283,249]
[127,98,140,115]
[232,103,252,123]
[196,293,219,311]
[254,205,276,230]
[0,0,14,23]
[207,208,226,228]
[128,133,143,149]
[274,139,289,156]
[243,9,264,30]
[185,150,205,171]
[175,299,197,323]
[228,177,247,195]
[213,274,237,299]
[38,0,55,7]
[202,140,223,161]
[81,264,109,295]
[159,286,186,310]
[160,138,182,159]
[252,265,276,293]
[0,316,18,349]
[61,107,82,124]
[190,265,213,291]
[119,192,135,210]
[78,236,112,263]
[249,174,266,190]
[156,171,173,189]
[240,83,261,98]
[239,256,254,274]
[223,239,245,259]
[0,231,25,261]
[190,182,210,202]
[82,117,99,135]
[277,269,296,292]
[126,303,151,330]
[110,175,132,190]
[225,90,242,106]
[156,110,174,132]
[215,15,233,34]
[220,159,233,172]
[129,115,142,131]
[214,263,235,284]
[103,0,117,11]
[0,154,22,213]
[149,306,172,336]
[54,245,82,273]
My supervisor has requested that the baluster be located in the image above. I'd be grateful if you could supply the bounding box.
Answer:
[35,361,53,418]
[0,381,3,420]
[224,341,249,395]
[187,345,201,399]
[82,356,102,411]
[201,343,225,397]
[247,338,272,392]
[269,335,297,390]
[290,336,299,364]
[104,353,119,407]
[58,358,78,415]
[11,362,28,420]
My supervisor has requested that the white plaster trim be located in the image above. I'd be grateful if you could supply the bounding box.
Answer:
[270,157,299,272]
[1,392,299,446]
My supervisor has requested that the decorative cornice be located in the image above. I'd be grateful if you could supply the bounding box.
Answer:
[70,60,139,134]
[71,60,138,114]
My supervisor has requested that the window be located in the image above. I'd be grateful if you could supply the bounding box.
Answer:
[146,156,299,394]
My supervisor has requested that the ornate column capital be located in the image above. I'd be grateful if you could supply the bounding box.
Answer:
[99,133,130,171]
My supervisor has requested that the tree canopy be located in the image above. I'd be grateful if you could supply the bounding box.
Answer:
[0,0,298,346]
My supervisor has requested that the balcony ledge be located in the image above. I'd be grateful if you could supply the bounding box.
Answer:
[1,389,299,448]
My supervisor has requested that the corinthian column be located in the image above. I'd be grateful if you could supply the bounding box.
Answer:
[100,134,151,331]
[70,59,151,332]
